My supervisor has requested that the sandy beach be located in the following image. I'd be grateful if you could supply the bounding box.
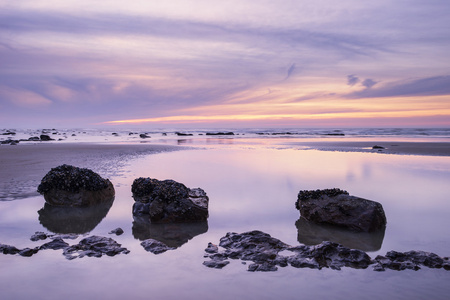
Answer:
[0,143,181,201]
[294,141,450,156]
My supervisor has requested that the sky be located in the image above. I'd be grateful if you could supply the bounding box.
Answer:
[1,0,449,129]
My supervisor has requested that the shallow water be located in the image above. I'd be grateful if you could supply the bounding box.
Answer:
[1,146,450,299]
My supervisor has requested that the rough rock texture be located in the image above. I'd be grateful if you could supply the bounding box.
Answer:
[132,177,209,223]
[373,251,450,271]
[140,239,176,254]
[203,230,450,272]
[37,164,115,207]
[63,236,129,260]
[2,233,127,259]
[295,188,387,232]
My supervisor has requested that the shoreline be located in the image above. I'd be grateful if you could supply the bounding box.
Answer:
[0,143,182,201]
[288,141,450,157]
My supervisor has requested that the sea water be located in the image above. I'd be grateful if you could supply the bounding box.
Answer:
[1,129,450,299]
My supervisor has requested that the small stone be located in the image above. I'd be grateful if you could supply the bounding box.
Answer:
[109,228,124,235]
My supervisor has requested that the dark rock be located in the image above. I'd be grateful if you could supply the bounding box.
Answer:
[205,242,218,254]
[205,132,235,136]
[140,239,175,254]
[131,178,209,223]
[373,250,450,271]
[287,241,372,270]
[37,164,115,207]
[2,131,16,135]
[19,247,39,257]
[0,244,21,255]
[109,228,124,235]
[38,200,114,234]
[40,134,54,141]
[30,231,49,241]
[112,132,119,136]
[295,189,387,232]
[203,231,371,272]
[203,259,230,269]
[39,237,69,250]
[28,136,40,141]
[139,133,150,138]
[372,145,385,149]
[175,132,193,136]
[295,217,385,251]
[63,235,129,259]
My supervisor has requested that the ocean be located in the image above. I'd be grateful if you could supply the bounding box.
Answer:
[1,127,449,299]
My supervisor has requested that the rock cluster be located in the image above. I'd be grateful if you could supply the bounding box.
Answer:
[1,232,129,259]
[203,230,450,272]
[295,188,387,232]
[132,177,209,223]
[37,164,115,206]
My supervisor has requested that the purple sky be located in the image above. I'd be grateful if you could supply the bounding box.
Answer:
[1,1,449,128]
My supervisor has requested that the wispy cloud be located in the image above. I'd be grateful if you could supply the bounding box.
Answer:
[346,76,450,99]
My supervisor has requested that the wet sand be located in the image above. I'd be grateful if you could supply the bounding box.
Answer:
[290,141,450,156]
[0,143,181,201]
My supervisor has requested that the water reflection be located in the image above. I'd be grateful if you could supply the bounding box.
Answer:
[295,217,385,252]
[132,215,208,248]
[38,198,114,234]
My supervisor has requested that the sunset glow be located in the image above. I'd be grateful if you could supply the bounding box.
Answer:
[1,1,449,128]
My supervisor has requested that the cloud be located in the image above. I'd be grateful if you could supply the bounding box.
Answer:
[347,74,359,86]
[284,63,296,80]
[346,76,450,98]
[361,78,377,89]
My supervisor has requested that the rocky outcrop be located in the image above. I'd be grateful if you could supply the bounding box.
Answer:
[373,251,450,271]
[132,178,209,223]
[39,134,54,141]
[3,233,128,259]
[37,165,115,207]
[295,189,387,232]
[140,239,175,254]
[62,236,129,260]
[203,230,450,272]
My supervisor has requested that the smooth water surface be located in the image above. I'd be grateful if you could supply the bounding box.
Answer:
[1,146,450,299]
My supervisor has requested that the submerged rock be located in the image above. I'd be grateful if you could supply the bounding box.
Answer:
[203,230,450,272]
[63,236,129,260]
[373,250,450,271]
[109,228,124,235]
[37,164,115,207]
[131,177,209,223]
[295,189,387,232]
[140,239,176,254]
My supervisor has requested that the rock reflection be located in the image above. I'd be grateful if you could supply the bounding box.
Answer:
[132,215,208,248]
[38,198,114,234]
[295,217,385,252]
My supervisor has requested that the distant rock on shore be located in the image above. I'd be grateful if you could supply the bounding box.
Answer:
[131,177,209,223]
[37,164,115,207]
[295,188,387,232]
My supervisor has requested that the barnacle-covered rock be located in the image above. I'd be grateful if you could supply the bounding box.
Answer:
[37,164,115,207]
[295,188,387,232]
[131,177,208,223]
